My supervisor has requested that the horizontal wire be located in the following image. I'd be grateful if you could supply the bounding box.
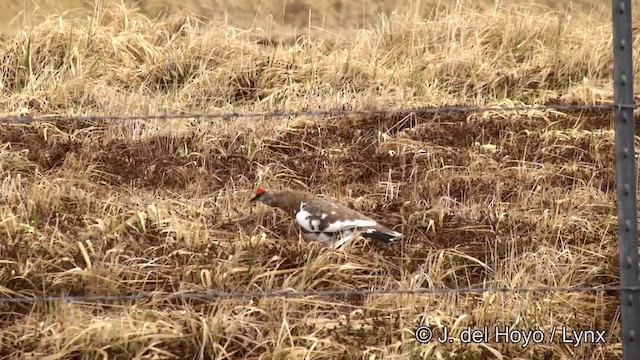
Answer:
[0,103,633,124]
[0,102,636,305]
[0,285,636,304]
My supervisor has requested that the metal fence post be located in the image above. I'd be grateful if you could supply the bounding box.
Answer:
[612,0,640,358]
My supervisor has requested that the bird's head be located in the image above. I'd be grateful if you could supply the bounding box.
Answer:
[250,187,275,206]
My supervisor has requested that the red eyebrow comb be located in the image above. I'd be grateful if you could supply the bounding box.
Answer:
[256,187,265,195]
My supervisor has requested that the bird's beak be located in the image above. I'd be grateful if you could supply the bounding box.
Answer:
[250,194,260,202]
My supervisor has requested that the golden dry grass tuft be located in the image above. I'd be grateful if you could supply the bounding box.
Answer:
[0,1,635,359]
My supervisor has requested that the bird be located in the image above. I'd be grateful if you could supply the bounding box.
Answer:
[250,187,403,245]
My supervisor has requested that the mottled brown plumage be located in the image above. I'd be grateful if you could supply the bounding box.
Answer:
[250,188,402,245]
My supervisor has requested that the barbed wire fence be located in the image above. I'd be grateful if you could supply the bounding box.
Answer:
[0,286,637,305]
[0,103,633,123]
[610,0,640,358]
[0,0,638,357]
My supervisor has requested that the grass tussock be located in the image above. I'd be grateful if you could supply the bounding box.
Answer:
[0,1,632,359]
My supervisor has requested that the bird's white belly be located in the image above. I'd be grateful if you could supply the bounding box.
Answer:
[304,232,332,243]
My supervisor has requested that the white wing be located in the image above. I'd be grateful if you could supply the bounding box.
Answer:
[323,219,378,233]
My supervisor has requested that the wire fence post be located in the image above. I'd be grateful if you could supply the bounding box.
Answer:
[612,0,640,358]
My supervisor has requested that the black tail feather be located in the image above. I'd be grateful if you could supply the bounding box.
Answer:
[361,228,402,244]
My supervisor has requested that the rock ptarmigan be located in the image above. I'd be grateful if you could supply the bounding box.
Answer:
[250,187,403,245]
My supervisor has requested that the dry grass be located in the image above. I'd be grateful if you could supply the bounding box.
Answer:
[0,0,635,359]
[0,0,612,35]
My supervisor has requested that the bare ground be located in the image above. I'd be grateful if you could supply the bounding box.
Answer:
[0,107,627,359]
